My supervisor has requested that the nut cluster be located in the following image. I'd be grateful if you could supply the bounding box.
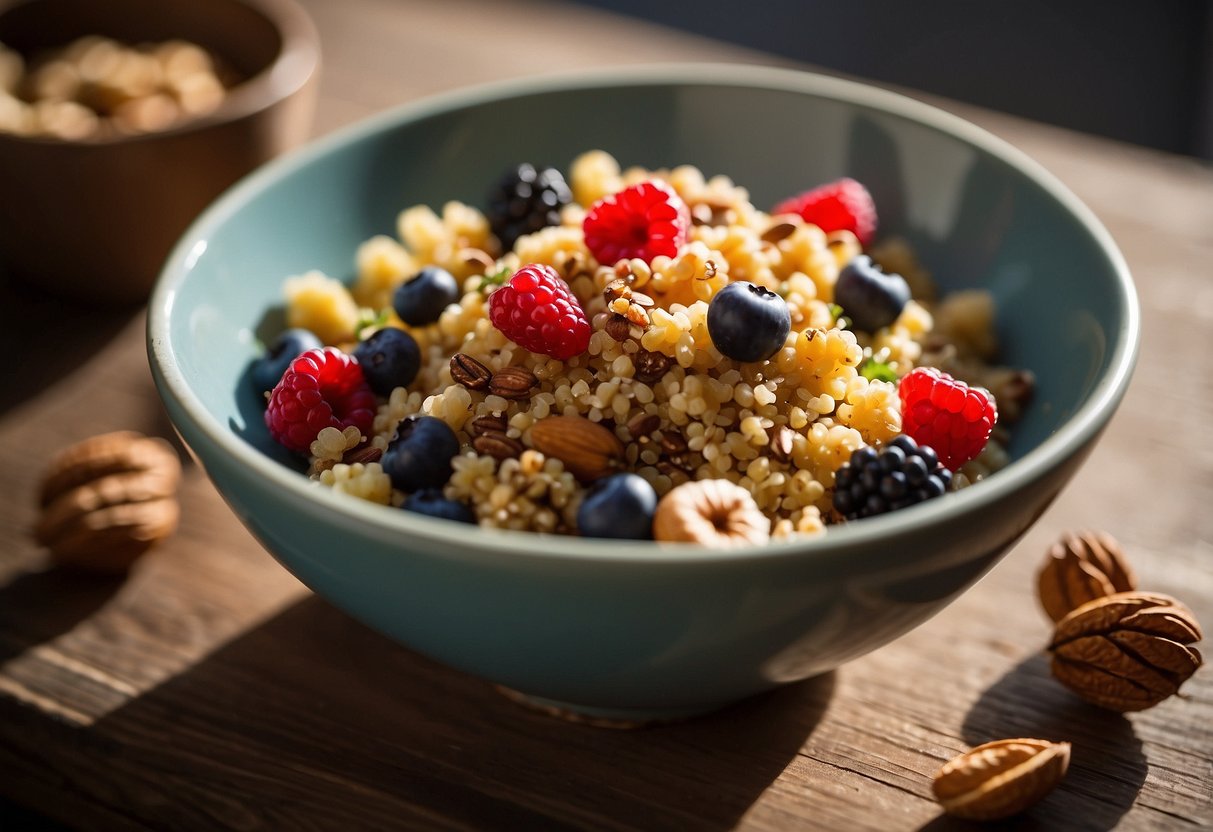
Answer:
[0,36,232,140]
[1037,530,1203,712]
[35,431,181,572]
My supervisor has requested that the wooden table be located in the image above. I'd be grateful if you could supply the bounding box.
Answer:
[2,1,1210,828]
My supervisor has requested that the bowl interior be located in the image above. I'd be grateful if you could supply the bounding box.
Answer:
[160,70,1134,515]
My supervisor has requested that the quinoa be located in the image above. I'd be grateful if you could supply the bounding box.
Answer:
[276,151,1028,540]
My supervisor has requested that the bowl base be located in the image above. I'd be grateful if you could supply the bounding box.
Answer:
[493,685,717,729]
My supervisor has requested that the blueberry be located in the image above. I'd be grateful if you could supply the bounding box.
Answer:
[402,489,476,524]
[834,255,910,332]
[352,327,421,396]
[706,281,791,362]
[393,266,461,327]
[252,328,321,394]
[381,415,460,491]
[576,473,657,540]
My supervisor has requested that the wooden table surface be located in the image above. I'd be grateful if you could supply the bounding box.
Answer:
[2,1,1211,829]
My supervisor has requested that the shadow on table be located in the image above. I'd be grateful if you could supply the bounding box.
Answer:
[0,567,124,665]
[84,595,833,831]
[0,273,141,416]
[916,653,1146,832]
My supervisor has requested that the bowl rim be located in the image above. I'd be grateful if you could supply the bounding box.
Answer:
[148,63,1141,566]
[0,0,319,147]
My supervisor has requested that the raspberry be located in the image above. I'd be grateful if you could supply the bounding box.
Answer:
[265,347,377,453]
[487,263,591,360]
[771,177,877,246]
[898,367,997,471]
[582,180,690,265]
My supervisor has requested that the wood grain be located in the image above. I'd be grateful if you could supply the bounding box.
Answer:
[2,0,1211,829]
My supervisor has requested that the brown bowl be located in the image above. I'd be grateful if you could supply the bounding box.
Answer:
[0,0,319,304]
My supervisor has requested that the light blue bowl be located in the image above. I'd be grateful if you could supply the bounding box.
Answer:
[148,65,1138,721]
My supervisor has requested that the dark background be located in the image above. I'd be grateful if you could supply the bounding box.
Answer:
[570,0,1213,161]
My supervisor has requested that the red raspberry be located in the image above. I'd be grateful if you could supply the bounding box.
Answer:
[265,347,377,453]
[898,367,997,471]
[582,180,690,265]
[771,177,877,246]
[488,263,591,360]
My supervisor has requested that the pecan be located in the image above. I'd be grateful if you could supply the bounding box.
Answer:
[653,480,769,546]
[529,415,624,482]
[1048,591,1203,712]
[769,425,795,463]
[450,353,492,390]
[626,412,660,439]
[1037,530,1136,622]
[605,314,632,342]
[933,739,1070,821]
[633,350,671,383]
[488,366,538,401]
[35,431,181,572]
[468,413,509,437]
[473,432,525,461]
[760,221,798,243]
[342,444,384,465]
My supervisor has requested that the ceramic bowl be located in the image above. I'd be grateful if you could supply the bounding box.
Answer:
[148,66,1139,721]
[0,0,318,304]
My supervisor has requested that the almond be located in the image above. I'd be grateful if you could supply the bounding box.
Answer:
[933,738,1070,820]
[529,415,623,482]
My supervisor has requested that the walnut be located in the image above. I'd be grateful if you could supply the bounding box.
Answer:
[35,431,181,572]
[1048,591,1203,712]
[1037,530,1136,622]
[932,738,1070,820]
[653,480,769,547]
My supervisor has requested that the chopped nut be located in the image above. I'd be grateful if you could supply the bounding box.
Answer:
[624,303,650,328]
[488,366,538,401]
[760,221,799,243]
[604,277,631,300]
[630,291,655,308]
[933,739,1070,821]
[1048,591,1203,711]
[658,431,688,455]
[342,444,384,465]
[458,247,497,275]
[769,425,794,463]
[653,479,770,546]
[1037,530,1136,622]
[473,432,525,461]
[605,314,632,342]
[35,431,181,572]
[468,413,509,437]
[626,412,660,439]
[529,415,624,482]
[450,353,492,390]
[634,350,671,384]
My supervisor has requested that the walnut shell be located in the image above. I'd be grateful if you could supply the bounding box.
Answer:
[35,431,181,572]
[1037,530,1136,622]
[1048,591,1203,712]
[933,738,1070,820]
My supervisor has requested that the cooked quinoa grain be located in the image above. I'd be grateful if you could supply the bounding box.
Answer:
[273,151,1027,540]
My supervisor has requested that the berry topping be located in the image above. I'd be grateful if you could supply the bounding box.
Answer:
[487,263,591,360]
[833,435,953,520]
[582,180,690,265]
[381,415,461,491]
[706,280,791,363]
[401,489,476,524]
[486,163,573,252]
[771,177,877,246]
[352,327,421,396]
[576,473,658,540]
[898,367,997,471]
[392,266,462,327]
[252,328,321,395]
[265,348,376,454]
[834,255,910,332]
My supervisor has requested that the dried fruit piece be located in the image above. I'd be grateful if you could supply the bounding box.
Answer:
[653,479,770,546]
[1037,530,1136,623]
[529,415,624,482]
[36,431,181,572]
[933,738,1070,821]
[1049,591,1203,711]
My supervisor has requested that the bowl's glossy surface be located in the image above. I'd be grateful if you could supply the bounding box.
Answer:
[0,0,318,304]
[149,66,1138,720]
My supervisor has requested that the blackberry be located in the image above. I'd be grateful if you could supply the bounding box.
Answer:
[486,163,572,252]
[833,435,953,520]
